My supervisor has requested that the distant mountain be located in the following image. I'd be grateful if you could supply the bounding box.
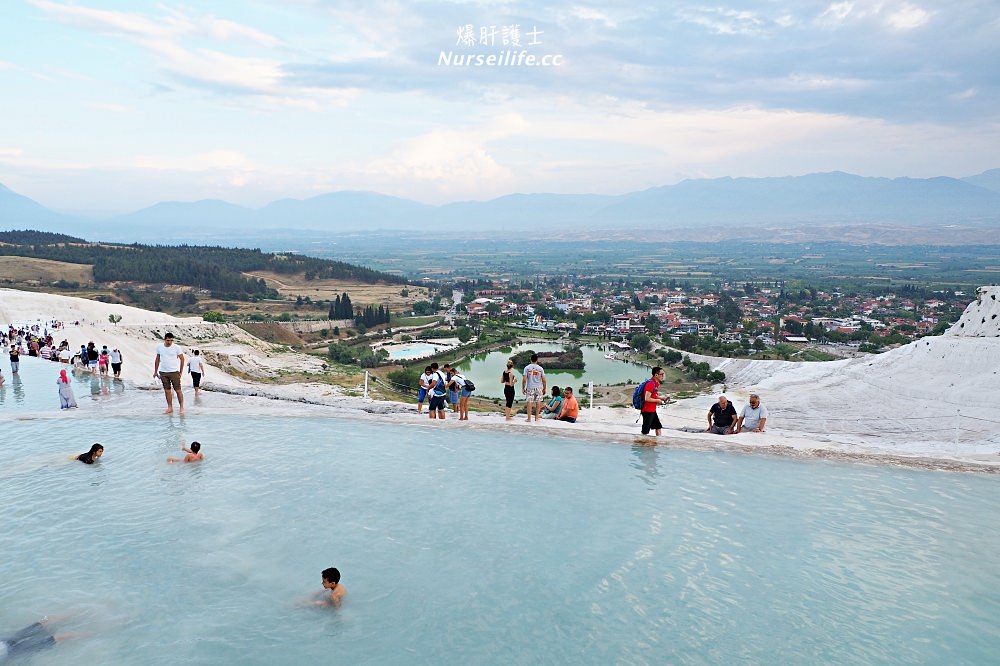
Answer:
[256,191,432,229]
[111,199,252,230]
[3,170,1000,242]
[598,172,1000,226]
[962,168,1000,194]
[0,183,79,233]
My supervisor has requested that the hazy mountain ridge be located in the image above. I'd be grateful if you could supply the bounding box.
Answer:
[2,171,999,241]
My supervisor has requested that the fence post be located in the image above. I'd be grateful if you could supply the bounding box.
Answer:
[364,370,369,400]
[589,381,594,412]
[954,409,960,456]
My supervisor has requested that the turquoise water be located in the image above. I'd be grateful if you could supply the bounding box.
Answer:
[385,343,444,360]
[0,356,124,411]
[3,358,1000,664]
[457,343,652,399]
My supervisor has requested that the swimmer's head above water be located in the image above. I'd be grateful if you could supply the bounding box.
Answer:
[77,443,103,464]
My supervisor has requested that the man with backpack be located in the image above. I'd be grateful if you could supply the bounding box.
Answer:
[639,367,667,436]
[427,362,449,420]
[448,366,473,421]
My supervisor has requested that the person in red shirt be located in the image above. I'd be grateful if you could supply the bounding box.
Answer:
[640,367,667,437]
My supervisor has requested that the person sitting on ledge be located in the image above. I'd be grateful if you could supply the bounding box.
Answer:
[736,394,768,433]
[557,387,580,423]
[706,395,737,435]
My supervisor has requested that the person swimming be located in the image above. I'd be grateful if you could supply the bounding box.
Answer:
[167,441,203,463]
[0,616,74,661]
[318,567,346,607]
[76,443,103,464]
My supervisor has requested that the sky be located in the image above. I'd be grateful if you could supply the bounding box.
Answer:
[0,0,998,215]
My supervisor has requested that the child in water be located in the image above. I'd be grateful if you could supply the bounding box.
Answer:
[167,441,203,463]
[317,567,346,607]
[75,444,103,464]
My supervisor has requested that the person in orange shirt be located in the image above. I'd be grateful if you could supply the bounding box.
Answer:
[557,387,580,423]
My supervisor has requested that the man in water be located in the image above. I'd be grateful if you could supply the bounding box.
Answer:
[318,567,346,607]
[0,616,76,661]
[153,332,186,415]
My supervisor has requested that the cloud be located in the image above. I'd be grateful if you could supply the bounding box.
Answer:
[86,102,131,113]
[29,0,346,106]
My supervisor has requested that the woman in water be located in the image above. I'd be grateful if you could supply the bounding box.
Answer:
[76,444,103,464]
[57,369,78,409]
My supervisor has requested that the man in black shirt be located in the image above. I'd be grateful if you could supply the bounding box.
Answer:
[706,395,737,435]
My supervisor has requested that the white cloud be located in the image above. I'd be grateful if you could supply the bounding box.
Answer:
[0,61,17,70]
[86,102,131,113]
[133,150,254,172]
[0,147,24,158]
[29,1,346,107]
[677,7,766,35]
[886,4,930,30]
[817,1,931,30]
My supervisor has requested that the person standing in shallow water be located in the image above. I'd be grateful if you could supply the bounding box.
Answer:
[153,332,186,415]
[57,369,78,409]
[9,345,20,374]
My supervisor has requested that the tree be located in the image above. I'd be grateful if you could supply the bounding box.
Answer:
[457,325,473,343]
[629,332,651,352]
[202,311,225,323]
[108,314,122,325]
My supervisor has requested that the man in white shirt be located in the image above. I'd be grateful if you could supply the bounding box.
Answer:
[153,332,186,414]
[736,394,769,433]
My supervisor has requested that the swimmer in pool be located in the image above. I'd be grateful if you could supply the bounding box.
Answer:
[167,441,203,463]
[75,443,103,464]
[0,616,78,662]
[317,567,346,607]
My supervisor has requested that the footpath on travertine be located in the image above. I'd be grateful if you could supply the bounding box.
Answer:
[3,287,1000,469]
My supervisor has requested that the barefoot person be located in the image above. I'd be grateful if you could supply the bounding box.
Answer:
[57,369,78,409]
[187,350,205,396]
[522,353,547,423]
[153,332,186,415]
[640,367,667,437]
[167,441,203,463]
[501,360,517,421]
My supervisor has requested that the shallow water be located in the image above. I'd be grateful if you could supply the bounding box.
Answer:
[3,359,1000,665]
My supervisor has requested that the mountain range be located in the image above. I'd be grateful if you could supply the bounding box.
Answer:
[2,170,999,243]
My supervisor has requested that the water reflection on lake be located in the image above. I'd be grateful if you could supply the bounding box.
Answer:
[455,343,653,399]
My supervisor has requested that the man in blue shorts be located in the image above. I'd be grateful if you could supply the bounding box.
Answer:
[427,362,448,420]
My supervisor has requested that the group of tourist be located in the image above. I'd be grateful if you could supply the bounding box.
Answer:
[4,324,125,378]
[2,324,210,413]
[635,365,769,438]
[412,353,580,423]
